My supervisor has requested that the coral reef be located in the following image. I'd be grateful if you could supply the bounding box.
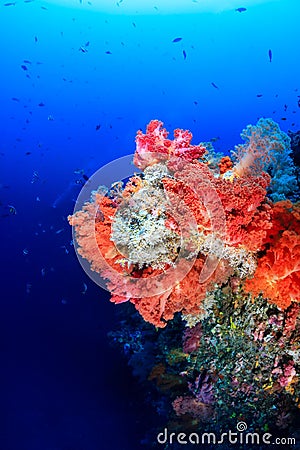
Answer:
[69,119,300,447]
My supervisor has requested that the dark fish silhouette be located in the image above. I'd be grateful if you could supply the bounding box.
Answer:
[4,2,16,5]
[256,94,263,97]
[172,37,182,43]
[268,49,272,62]
[211,82,219,89]
[235,7,246,12]
[105,51,112,54]
[95,124,101,130]
[183,50,187,60]
[21,65,28,71]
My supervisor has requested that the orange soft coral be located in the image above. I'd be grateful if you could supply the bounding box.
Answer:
[163,159,270,247]
[131,257,233,327]
[244,201,300,309]
[68,194,132,296]
[218,156,233,175]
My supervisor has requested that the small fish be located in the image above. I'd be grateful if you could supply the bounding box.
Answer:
[25,151,31,155]
[280,117,287,120]
[74,168,85,175]
[11,97,20,102]
[292,123,295,126]
[36,196,40,201]
[132,22,136,27]
[183,50,187,60]
[82,174,89,181]
[8,205,17,215]
[172,37,182,43]
[41,5,48,9]
[56,228,64,234]
[31,171,39,183]
[4,2,16,6]
[235,7,246,12]
[79,46,88,53]
[21,65,28,71]
[284,104,288,111]
[95,124,101,130]
[211,82,219,89]
[23,59,31,64]
[26,282,32,294]
[47,115,54,121]
[268,49,272,62]
[193,101,198,105]
[105,51,112,54]
[38,102,45,106]
[256,94,263,97]
[23,248,29,255]
[85,41,90,46]
[41,268,46,277]
[34,36,38,42]
[61,245,69,254]
[81,283,87,294]
[298,99,300,108]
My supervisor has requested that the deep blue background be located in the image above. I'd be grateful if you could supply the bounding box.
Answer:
[0,0,300,448]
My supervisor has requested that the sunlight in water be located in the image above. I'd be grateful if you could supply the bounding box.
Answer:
[44,0,279,14]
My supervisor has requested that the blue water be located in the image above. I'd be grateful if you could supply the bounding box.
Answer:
[0,0,300,448]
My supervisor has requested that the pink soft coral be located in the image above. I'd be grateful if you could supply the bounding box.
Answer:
[134,119,206,169]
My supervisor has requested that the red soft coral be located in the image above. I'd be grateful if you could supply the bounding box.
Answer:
[163,159,270,247]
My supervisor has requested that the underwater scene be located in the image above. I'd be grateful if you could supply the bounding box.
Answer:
[1,0,300,449]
